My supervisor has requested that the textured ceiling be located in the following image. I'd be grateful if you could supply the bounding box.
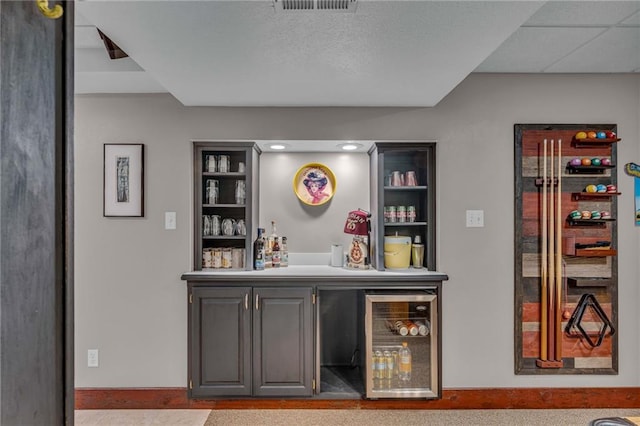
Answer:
[75,1,640,107]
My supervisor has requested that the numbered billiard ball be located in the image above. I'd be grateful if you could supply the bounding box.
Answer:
[601,158,611,166]
[581,211,592,219]
[587,131,598,139]
[570,158,582,166]
[604,131,616,139]
[591,211,602,219]
[585,184,598,193]
[575,131,588,140]
[606,184,617,193]
[596,184,607,193]
[591,158,602,166]
[596,131,606,139]
[570,210,582,220]
[581,158,592,166]
[601,211,611,219]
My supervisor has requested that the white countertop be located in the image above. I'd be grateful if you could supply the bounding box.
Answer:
[181,265,448,282]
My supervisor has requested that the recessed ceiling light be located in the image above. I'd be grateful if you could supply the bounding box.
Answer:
[269,144,288,150]
[338,143,363,151]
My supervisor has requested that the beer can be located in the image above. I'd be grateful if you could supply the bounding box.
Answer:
[397,206,407,223]
[383,206,390,223]
[388,206,397,223]
[407,205,417,223]
[414,320,430,336]
[394,320,409,336]
[211,249,222,268]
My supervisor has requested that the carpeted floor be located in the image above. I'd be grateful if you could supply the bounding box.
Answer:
[204,409,640,426]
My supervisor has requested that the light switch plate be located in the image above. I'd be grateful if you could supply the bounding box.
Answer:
[466,210,484,227]
[165,212,176,230]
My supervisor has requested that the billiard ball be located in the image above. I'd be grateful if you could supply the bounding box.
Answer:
[585,184,598,193]
[581,211,592,219]
[601,158,611,166]
[591,211,602,219]
[596,131,606,139]
[604,131,616,139]
[596,184,607,193]
[587,131,598,139]
[575,131,588,140]
[570,158,582,166]
[601,211,611,219]
[581,158,592,166]
[591,158,602,166]
[570,210,582,220]
[606,184,617,193]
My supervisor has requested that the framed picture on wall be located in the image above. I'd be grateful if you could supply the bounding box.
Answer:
[103,143,144,217]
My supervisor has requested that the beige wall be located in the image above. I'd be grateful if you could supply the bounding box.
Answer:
[74,73,640,388]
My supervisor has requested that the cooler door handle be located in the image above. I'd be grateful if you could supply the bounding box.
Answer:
[244,293,248,310]
[255,294,260,310]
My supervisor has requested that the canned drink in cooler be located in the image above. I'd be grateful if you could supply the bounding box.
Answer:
[397,206,407,223]
[407,205,416,222]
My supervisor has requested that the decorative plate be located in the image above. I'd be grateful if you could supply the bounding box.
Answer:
[293,163,336,206]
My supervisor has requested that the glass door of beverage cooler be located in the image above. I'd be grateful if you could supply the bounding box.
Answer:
[365,293,438,399]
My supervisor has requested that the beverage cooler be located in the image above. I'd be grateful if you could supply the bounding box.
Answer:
[364,291,439,399]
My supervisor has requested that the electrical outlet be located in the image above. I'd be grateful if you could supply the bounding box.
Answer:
[165,212,176,230]
[88,349,99,367]
[466,210,484,227]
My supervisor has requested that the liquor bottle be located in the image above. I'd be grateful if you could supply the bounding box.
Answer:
[253,228,265,270]
[272,237,281,268]
[281,236,288,267]
[398,342,412,382]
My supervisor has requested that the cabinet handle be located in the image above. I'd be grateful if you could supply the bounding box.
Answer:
[255,294,259,310]
[244,293,248,310]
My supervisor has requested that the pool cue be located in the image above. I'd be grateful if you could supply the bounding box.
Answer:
[540,139,548,361]
[555,139,563,361]
[548,139,555,359]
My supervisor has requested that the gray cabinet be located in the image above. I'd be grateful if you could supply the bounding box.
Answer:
[369,142,437,271]
[189,287,251,397]
[189,286,314,398]
[193,141,261,271]
[253,287,314,396]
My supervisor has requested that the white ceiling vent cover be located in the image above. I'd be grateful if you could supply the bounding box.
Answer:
[273,0,357,13]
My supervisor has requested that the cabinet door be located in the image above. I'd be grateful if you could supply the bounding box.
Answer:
[189,287,251,397]
[253,287,313,397]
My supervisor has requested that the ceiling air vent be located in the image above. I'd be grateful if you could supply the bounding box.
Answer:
[272,0,357,13]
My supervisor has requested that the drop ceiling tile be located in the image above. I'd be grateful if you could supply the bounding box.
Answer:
[475,27,606,72]
[524,1,640,26]
[546,27,640,72]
